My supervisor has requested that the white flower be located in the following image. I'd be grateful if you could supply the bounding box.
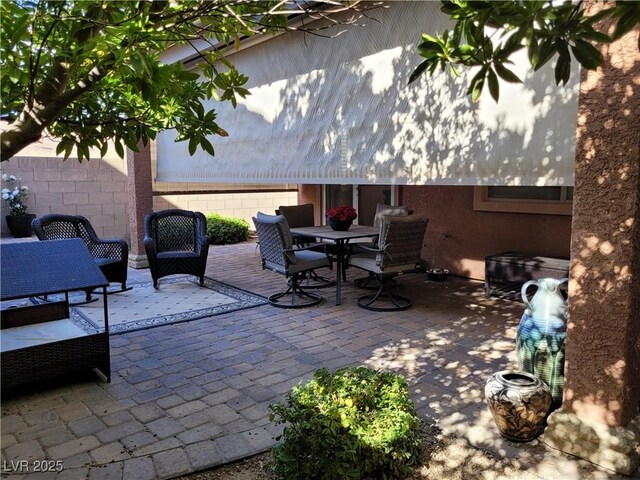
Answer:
[14,203,21,209]
[9,175,16,181]
[12,188,19,195]
[20,186,28,192]
[1,188,9,194]
[1,174,7,181]
[2,193,9,200]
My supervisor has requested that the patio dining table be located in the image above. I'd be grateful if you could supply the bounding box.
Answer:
[290,225,379,305]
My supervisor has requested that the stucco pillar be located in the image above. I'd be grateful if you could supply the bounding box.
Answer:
[544,8,640,475]
[126,144,153,268]
[298,184,323,224]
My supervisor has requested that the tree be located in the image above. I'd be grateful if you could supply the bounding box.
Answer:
[410,0,640,102]
[0,0,379,162]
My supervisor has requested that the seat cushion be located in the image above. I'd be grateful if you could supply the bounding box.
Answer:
[157,251,199,259]
[288,250,331,274]
[349,252,414,275]
[1,319,86,352]
[94,257,120,267]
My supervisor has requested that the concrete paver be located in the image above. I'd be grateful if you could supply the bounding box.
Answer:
[1,241,632,479]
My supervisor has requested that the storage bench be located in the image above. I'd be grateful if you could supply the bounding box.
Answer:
[484,251,569,299]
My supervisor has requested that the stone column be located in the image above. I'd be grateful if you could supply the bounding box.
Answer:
[126,143,153,268]
[544,7,640,475]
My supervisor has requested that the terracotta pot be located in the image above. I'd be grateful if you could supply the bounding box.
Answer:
[328,218,352,231]
[485,370,552,442]
[5,214,36,238]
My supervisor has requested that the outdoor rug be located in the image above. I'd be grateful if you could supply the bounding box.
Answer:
[32,276,266,335]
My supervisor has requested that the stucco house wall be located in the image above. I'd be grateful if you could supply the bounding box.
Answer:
[402,186,572,279]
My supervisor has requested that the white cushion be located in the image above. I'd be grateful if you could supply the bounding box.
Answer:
[1,320,86,352]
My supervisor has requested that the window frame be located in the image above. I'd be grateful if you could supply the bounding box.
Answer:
[473,186,573,215]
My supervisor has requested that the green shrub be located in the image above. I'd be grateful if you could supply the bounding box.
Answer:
[205,213,249,245]
[268,366,421,480]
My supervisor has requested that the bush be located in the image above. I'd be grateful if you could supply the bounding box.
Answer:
[268,366,421,479]
[206,213,249,245]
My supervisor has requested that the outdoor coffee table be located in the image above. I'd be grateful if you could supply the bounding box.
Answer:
[290,225,379,305]
[1,238,111,390]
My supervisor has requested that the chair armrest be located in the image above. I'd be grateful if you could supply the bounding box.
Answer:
[143,236,156,255]
[351,243,381,254]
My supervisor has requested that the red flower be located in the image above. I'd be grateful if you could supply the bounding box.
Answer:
[325,206,357,222]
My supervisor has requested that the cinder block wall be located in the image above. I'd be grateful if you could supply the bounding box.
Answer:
[1,156,297,241]
[153,192,297,227]
[1,156,130,239]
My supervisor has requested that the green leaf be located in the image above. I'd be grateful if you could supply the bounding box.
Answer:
[494,62,522,83]
[612,11,640,41]
[188,137,197,156]
[535,39,556,71]
[114,139,124,159]
[554,56,571,85]
[487,68,499,102]
[409,60,432,83]
[200,137,215,156]
[467,66,487,102]
[570,39,603,70]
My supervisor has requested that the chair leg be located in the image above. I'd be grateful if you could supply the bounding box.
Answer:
[199,276,205,286]
[354,272,399,290]
[299,270,335,289]
[356,275,412,311]
[269,273,322,309]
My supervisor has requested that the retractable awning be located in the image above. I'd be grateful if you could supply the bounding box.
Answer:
[156,2,577,186]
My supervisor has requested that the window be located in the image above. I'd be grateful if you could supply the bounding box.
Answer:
[473,186,573,215]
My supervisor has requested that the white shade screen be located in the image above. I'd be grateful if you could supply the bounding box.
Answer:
[156,2,577,186]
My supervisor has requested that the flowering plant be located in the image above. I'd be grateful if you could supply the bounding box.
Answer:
[2,173,30,216]
[325,205,357,222]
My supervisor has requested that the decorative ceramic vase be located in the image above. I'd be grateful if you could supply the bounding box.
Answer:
[328,218,352,231]
[485,370,552,442]
[5,214,36,238]
[516,277,568,408]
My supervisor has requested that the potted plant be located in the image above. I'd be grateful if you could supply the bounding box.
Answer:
[2,173,35,237]
[325,205,357,231]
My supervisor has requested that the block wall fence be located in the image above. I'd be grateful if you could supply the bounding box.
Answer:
[0,156,296,241]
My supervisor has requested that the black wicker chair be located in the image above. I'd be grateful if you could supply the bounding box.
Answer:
[32,214,130,300]
[349,215,429,311]
[144,209,210,289]
[253,212,331,308]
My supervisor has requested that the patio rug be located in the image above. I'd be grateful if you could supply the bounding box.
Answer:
[32,276,266,335]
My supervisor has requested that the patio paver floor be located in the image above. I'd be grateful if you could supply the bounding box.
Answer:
[0,240,630,479]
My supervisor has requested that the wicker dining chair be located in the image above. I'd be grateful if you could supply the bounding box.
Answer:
[143,209,210,289]
[277,203,336,288]
[253,212,332,308]
[349,215,428,311]
[32,214,130,301]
